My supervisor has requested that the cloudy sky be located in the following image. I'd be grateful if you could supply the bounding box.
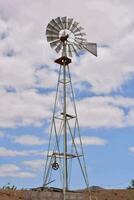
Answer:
[0,0,134,189]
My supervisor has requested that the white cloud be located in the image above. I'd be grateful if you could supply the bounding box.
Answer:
[129,147,134,153]
[0,0,134,187]
[74,136,107,146]
[13,135,47,146]
[76,96,124,128]
[0,0,133,96]
[126,110,134,126]
[0,164,35,178]
[0,89,54,128]
[75,96,134,128]
[1,87,134,129]
[0,131,5,137]
[1,91,134,129]
[22,159,45,171]
[0,146,49,157]
[0,0,133,129]
[70,0,134,94]
[0,147,29,157]
[36,67,58,88]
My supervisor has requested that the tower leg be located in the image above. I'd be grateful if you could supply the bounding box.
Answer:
[63,63,68,200]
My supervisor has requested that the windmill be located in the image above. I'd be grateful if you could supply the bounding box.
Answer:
[43,17,97,200]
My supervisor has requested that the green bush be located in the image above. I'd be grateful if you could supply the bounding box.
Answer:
[2,183,17,190]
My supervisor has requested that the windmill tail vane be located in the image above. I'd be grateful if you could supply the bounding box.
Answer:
[43,16,97,200]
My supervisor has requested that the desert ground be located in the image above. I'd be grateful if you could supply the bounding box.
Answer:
[0,188,134,200]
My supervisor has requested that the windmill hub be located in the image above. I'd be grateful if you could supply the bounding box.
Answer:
[60,34,69,42]
[59,29,75,43]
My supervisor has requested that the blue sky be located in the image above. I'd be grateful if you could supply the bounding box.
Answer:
[0,0,134,190]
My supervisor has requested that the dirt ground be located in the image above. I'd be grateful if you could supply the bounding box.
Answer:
[0,188,134,200]
[89,189,134,200]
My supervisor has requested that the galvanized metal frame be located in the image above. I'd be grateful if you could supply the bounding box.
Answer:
[44,16,97,200]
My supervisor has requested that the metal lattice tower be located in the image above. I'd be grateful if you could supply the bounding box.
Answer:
[43,17,97,199]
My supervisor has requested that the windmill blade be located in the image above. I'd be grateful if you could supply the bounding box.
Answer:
[50,39,61,48]
[46,27,59,35]
[71,23,81,33]
[82,42,97,56]
[67,18,73,30]
[74,32,86,37]
[47,24,60,34]
[46,29,59,37]
[73,26,84,34]
[70,21,79,33]
[74,37,87,45]
[70,44,79,56]
[75,37,87,41]
[73,42,83,50]
[55,17,64,30]
[72,44,79,56]
[51,19,61,31]
[61,16,67,29]
[55,42,63,53]
[47,35,59,42]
